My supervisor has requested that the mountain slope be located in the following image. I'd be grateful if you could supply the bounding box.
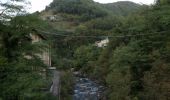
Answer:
[100,1,142,16]
[46,0,142,17]
[41,0,142,32]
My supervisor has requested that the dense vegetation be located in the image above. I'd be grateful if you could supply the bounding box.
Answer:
[0,1,56,99]
[45,0,170,100]
[47,0,108,21]
[101,1,142,16]
[1,0,170,100]
[47,0,141,16]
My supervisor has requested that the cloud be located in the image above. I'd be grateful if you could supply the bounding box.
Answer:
[28,0,53,13]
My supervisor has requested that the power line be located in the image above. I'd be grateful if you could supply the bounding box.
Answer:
[37,29,168,38]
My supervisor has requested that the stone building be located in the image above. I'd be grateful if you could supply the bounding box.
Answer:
[95,38,109,48]
[30,30,51,67]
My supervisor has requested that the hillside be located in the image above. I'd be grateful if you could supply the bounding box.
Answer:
[39,0,144,59]
[2,0,170,100]
[46,0,141,16]
[40,0,142,32]
[100,1,142,16]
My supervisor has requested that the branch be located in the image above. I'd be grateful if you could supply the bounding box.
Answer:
[0,8,9,17]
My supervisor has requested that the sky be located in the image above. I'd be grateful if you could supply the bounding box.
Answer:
[27,0,53,12]
[93,0,154,4]
[28,0,155,13]
[1,0,155,13]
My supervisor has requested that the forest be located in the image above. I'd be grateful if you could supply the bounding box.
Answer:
[1,0,170,100]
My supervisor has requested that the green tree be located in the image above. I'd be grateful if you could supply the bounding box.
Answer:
[73,45,100,74]
[0,5,53,99]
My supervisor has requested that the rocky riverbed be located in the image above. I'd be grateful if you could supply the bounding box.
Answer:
[73,77,104,100]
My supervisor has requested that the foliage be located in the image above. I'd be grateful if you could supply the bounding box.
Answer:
[101,1,142,16]
[49,1,170,99]
[60,71,74,100]
[73,45,100,74]
[0,0,28,21]
[106,45,133,100]
[48,0,107,21]
[2,0,169,100]
[0,6,53,99]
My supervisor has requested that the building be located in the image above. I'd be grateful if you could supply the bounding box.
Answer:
[95,38,109,48]
[30,30,51,67]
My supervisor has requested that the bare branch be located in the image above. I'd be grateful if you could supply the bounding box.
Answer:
[0,8,9,17]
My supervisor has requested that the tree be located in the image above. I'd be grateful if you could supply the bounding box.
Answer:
[48,0,107,21]
[0,0,29,21]
[0,1,53,98]
[73,45,100,74]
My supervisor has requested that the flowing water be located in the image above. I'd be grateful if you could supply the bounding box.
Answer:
[73,77,104,100]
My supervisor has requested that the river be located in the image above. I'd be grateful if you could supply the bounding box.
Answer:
[73,77,104,100]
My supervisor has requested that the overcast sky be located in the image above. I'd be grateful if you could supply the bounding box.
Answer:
[26,0,155,13]
[94,0,154,4]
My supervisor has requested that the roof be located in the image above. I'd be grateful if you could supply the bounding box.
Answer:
[31,29,47,40]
